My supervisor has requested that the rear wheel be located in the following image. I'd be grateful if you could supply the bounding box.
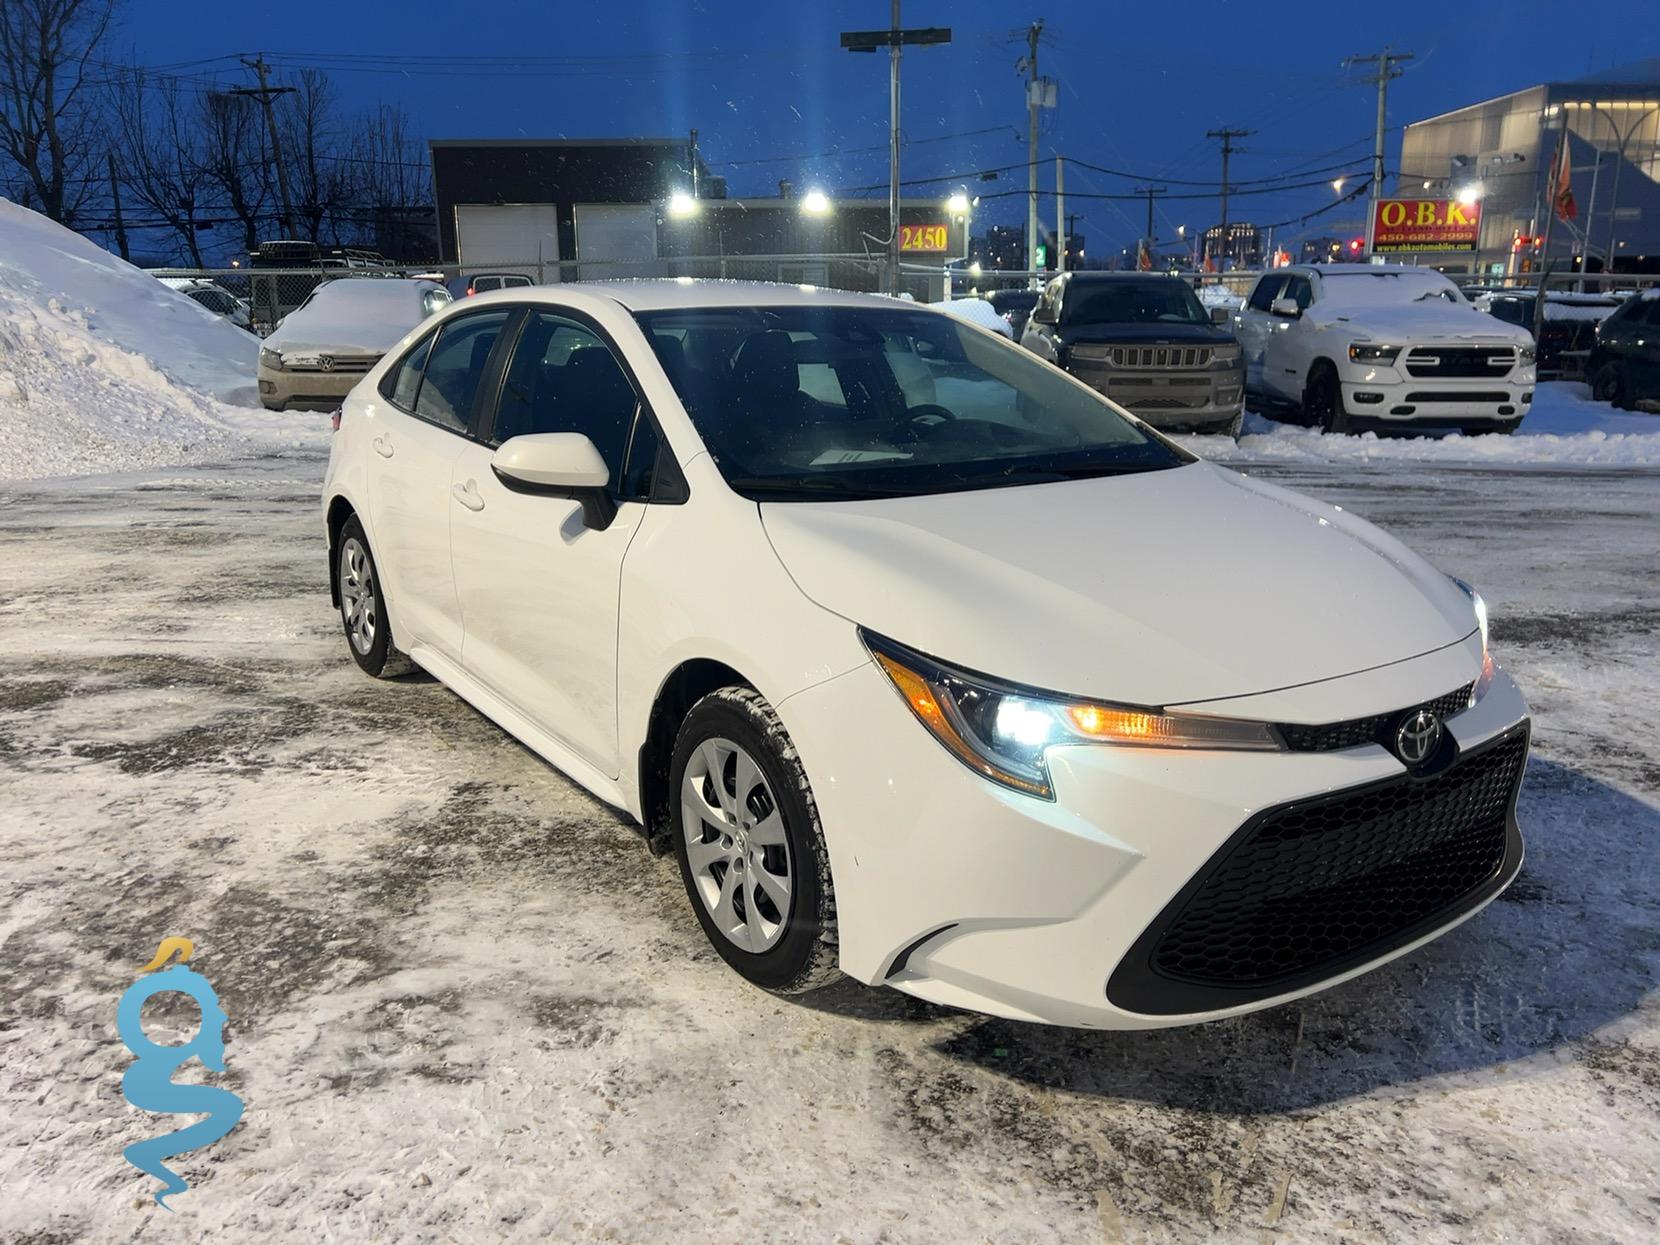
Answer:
[1593,360,1631,410]
[1222,407,1245,439]
[1304,364,1354,434]
[670,687,839,995]
[337,517,413,678]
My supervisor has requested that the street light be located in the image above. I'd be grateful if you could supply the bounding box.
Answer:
[666,190,699,219]
[1332,177,1346,193]
[945,191,971,216]
[1457,182,1485,207]
[800,188,833,216]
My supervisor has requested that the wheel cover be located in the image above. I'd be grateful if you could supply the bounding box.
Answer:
[339,537,378,655]
[680,736,794,953]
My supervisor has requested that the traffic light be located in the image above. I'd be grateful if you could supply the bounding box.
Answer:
[1348,237,1364,254]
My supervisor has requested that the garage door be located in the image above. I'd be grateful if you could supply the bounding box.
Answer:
[574,204,662,280]
[454,204,561,282]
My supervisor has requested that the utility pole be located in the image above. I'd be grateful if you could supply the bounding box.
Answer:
[1134,184,1166,251]
[1055,155,1064,274]
[1342,47,1413,258]
[842,8,952,294]
[106,152,129,262]
[1018,19,1049,282]
[229,56,297,239]
[1206,128,1251,235]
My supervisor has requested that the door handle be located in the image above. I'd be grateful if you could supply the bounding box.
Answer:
[372,435,394,459]
[452,479,485,512]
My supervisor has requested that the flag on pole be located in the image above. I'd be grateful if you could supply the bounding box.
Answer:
[1136,240,1153,271]
[1550,130,1577,222]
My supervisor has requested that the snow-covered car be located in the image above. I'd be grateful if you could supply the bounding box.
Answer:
[1475,290,1623,378]
[933,296,1015,338]
[1235,265,1536,435]
[322,280,1530,1029]
[258,278,451,411]
[157,277,253,333]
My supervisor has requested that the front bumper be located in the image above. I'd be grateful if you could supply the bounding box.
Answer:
[1339,360,1536,430]
[779,645,1529,1029]
[258,363,372,412]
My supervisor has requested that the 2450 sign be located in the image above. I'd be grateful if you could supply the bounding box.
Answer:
[899,223,950,253]
[1372,198,1482,253]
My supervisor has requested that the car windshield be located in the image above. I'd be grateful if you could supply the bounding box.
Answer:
[1318,270,1468,308]
[1064,279,1210,326]
[635,304,1188,501]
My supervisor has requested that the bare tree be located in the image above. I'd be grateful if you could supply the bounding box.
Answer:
[111,67,213,265]
[350,103,433,258]
[278,69,352,244]
[200,89,267,255]
[0,0,113,223]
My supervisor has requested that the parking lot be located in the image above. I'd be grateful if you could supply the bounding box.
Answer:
[2,444,1658,1243]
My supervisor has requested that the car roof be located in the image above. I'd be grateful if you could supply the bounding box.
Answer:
[1062,271,1186,282]
[488,279,915,314]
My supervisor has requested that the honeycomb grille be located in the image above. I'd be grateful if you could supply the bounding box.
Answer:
[1145,728,1527,993]
[1278,683,1475,753]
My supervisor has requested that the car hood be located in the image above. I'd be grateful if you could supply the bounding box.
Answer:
[761,461,1475,707]
[1318,300,1532,345]
[266,317,414,356]
[1060,322,1230,347]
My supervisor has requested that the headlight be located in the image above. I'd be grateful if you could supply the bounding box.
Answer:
[1210,343,1242,367]
[862,630,1282,800]
[1451,578,1494,704]
[1348,343,1401,364]
[1517,345,1536,365]
[259,347,285,372]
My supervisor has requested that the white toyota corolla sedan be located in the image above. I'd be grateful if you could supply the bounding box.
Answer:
[321,280,1530,1029]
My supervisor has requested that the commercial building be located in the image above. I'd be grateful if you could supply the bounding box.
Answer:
[1202,222,1263,269]
[1397,59,1660,275]
[428,137,967,298]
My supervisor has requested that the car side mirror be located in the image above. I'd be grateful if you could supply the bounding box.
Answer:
[1210,305,1232,326]
[1269,296,1302,318]
[491,433,617,529]
[1030,303,1056,325]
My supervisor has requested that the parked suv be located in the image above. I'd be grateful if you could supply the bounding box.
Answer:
[1020,273,1245,435]
[1586,290,1660,411]
[1236,265,1535,435]
[1475,290,1622,379]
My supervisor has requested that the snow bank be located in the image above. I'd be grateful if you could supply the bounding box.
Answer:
[0,199,324,482]
[1180,382,1660,466]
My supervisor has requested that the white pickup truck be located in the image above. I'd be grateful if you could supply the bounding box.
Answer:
[1234,265,1536,435]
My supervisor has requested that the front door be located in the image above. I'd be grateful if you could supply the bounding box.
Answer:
[1237,274,1284,394]
[450,310,657,776]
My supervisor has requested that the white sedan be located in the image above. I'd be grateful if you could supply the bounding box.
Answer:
[321,281,1531,1029]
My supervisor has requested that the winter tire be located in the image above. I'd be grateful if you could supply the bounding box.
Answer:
[670,687,839,994]
[1304,364,1354,435]
[337,517,414,679]
[1592,361,1631,410]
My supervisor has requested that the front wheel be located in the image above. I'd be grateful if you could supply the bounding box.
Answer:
[1592,360,1631,410]
[1304,366,1354,434]
[670,687,839,995]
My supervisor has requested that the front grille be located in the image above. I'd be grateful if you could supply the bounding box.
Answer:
[1403,347,1513,378]
[1277,683,1474,753]
[1107,724,1528,1015]
[285,356,376,374]
[1105,345,1213,369]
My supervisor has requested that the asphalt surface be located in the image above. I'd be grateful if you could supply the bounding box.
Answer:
[1,448,1657,1243]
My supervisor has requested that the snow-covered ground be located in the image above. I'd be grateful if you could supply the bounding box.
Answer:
[1,445,1657,1243]
[0,200,328,481]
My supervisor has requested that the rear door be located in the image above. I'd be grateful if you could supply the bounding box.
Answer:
[364,309,514,661]
[1236,274,1285,392]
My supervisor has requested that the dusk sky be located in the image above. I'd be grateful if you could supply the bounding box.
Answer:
[118,0,1658,253]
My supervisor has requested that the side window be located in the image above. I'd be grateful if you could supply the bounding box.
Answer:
[619,413,661,501]
[1488,300,1522,326]
[414,310,512,433]
[1286,277,1313,311]
[1248,275,1286,312]
[381,329,437,409]
[488,312,640,482]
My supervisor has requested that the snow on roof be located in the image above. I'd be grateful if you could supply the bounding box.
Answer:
[932,297,1015,338]
[265,278,449,354]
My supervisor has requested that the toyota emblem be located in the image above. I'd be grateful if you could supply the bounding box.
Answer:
[319,354,335,372]
[1395,709,1443,766]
